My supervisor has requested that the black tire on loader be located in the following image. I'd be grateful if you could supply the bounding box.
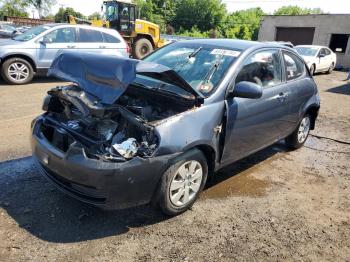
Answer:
[133,38,153,59]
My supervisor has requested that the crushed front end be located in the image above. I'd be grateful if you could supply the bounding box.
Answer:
[31,52,201,209]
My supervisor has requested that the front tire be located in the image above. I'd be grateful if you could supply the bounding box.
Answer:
[309,64,316,76]
[1,58,34,84]
[156,149,208,216]
[285,115,311,149]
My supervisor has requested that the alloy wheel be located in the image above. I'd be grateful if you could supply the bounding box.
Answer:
[8,62,29,82]
[169,160,203,207]
[297,116,310,143]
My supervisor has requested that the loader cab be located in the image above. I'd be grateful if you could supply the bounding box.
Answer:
[103,1,136,36]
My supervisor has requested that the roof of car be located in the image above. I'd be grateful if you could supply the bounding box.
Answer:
[42,23,122,36]
[177,39,265,51]
[296,45,324,49]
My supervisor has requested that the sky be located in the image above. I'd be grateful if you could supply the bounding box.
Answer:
[49,0,350,17]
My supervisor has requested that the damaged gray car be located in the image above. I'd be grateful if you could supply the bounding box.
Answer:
[31,39,320,215]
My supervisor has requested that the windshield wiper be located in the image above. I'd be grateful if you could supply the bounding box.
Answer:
[133,79,192,99]
[201,53,225,85]
[172,47,203,72]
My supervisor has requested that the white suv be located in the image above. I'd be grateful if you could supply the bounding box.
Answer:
[0,24,129,84]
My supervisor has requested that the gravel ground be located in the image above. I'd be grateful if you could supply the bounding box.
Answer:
[0,72,349,261]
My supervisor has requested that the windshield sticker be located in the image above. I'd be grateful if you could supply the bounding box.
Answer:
[211,49,241,57]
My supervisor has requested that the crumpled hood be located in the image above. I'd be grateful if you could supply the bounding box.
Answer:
[48,51,202,105]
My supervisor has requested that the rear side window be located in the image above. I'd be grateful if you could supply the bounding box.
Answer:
[325,48,331,55]
[103,32,120,43]
[283,52,305,81]
[236,49,282,88]
[78,28,103,42]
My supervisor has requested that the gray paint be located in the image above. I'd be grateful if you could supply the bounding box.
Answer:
[258,14,350,68]
[31,39,321,209]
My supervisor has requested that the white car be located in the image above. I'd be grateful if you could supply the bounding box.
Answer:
[0,24,130,84]
[295,45,337,75]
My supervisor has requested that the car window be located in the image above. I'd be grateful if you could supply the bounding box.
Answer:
[319,48,326,56]
[325,48,331,55]
[283,52,305,81]
[295,46,318,57]
[2,25,15,32]
[235,49,282,88]
[13,25,52,41]
[43,28,76,43]
[103,32,120,43]
[130,7,135,21]
[78,28,103,43]
[143,44,239,96]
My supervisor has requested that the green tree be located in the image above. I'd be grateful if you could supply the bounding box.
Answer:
[222,8,265,40]
[88,12,101,20]
[0,0,28,18]
[172,0,226,32]
[27,0,57,18]
[54,7,85,23]
[274,6,323,15]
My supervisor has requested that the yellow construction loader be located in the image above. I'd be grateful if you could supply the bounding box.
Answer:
[68,0,165,59]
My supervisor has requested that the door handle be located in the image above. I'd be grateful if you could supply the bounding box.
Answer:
[67,45,76,48]
[99,45,107,49]
[276,92,288,102]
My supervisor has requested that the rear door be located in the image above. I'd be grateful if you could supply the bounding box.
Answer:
[317,48,328,70]
[221,48,291,164]
[324,48,334,69]
[36,27,77,69]
[76,27,105,54]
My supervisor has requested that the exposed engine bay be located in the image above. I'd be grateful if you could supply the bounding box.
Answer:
[40,84,195,162]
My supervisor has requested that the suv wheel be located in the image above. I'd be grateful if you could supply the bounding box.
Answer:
[155,149,208,216]
[1,58,34,84]
[285,115,311,149]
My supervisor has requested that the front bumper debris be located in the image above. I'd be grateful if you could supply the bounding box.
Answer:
[31,116,178,210]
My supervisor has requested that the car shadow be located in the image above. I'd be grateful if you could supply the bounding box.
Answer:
[326,83,350,96]
[0,142,287,243]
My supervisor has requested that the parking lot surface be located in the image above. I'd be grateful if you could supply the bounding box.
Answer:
[0,72,349,261]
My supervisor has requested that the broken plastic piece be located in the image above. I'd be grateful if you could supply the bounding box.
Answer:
[112,138,138,159]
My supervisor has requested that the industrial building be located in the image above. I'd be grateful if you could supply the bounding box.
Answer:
[258,14,350,68]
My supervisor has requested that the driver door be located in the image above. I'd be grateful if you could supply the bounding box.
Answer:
[317,48,328,71]
[221,49,291,165]
[36,27,77,69]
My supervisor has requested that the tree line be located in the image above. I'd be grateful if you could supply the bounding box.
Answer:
[0,0,323,41]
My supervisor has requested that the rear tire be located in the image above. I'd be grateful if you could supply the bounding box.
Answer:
[285,115,311,149]
[1,57,34,85]
[133,38,153,59]
[155,149,208,216]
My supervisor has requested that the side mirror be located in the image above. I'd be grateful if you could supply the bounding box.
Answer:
[318,53,325,58]
[39,37,50,45]
[231,81,263,99]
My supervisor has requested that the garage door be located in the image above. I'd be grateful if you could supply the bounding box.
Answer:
[276,27,315,45]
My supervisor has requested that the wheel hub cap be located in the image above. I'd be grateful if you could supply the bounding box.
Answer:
[169,160,203,207]
[297,116,310,143]
[8,62,29,82]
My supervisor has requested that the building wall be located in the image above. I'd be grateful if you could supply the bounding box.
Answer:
[258,14,350,68]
